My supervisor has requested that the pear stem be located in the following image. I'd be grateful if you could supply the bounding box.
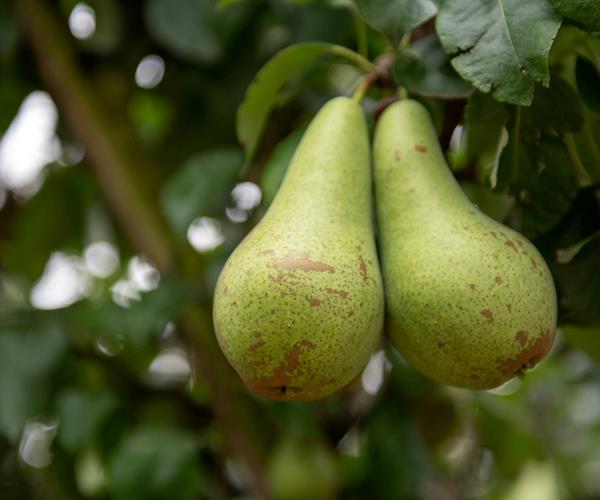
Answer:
[349,6,368,59]
[353,75,373,102]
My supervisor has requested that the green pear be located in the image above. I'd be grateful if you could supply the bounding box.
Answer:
[213,97,384,401]
[373,100,557,390]
[268,436,338,500]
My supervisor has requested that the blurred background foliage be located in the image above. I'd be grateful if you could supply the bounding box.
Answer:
[0,0,600,499]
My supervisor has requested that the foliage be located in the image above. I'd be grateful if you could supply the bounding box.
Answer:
[1,0,600,499]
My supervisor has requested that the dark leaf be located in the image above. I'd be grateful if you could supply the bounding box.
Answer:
[393,34,472,99]
[0,323,66,442]
[161,149,242,238]
[355,0,440,42]
[575,56,600,114]
[56,389,117,452]
[547,0,600,32]
[437,0,562,105]
[69,279,190,346]
[107,426,203,500]
[237,42,372,160]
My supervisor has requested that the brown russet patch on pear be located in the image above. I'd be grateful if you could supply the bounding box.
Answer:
[249,340,266,352]
[504,240,518,252]
[490,231,499,239]
[415,144,427,153]
[307,297,321,307]
[480,309,494,322]
[253,340,316,389]
[495,276,503,284]
[394,150,402,160]
[260,249,275,256]
[515,330,529,346]
[324,287,349,298]
[468,283,477,291]
[496,328,556,376]
[506,304,512,312]
[358,256,369,283]
[253,331,262,338]
[271,251,335,273]
[530,257,537,270]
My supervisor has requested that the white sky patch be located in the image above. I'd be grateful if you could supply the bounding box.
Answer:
[84,241,119,278]
[0,91,61,192]
[231,182,262,210]
[69,2,96,40]
[110,279,141,308]
[148,348,191,385]
[128,256,160,292]
[225,206,248,223]
[19,420,58,468]
[361,350,391,396]
[135,55,166,89]
[30,253,91,310]
[187,217,225,253]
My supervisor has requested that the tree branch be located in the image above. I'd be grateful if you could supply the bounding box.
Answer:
[14,1,271,497]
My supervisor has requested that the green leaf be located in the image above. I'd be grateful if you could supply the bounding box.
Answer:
[236,42,372,160]
[3,168,95,279]
[260,127,305,205]
[552,236,600,325]
[455,92,509,185]
[56,389,117,452]
[0,323,66,442]
[529,77,585,134]
[461,181,514,222]
[144,0,250,63]
[436,0,562,105]
[161,149,242,237]
[393,33,472,99]
[576,56,600,114]
[498,76,584,237]
[505,137,579,238]
[128,92,174,145]
[70,279,189,346]
[556,230,600,264]
[547,0,600,32]
[107,426,203,500]
[355,0,440,41]
[0,2,17,56]
[561,326,600,362]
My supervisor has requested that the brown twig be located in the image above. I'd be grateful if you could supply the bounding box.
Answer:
[13,1,272,497]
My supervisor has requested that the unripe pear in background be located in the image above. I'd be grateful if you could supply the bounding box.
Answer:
[213,97,384,401]
[267,436,338,500]
[374,99,557,390]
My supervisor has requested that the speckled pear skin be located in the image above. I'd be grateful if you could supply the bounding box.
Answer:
[374,100,557,390]
[213,97,384,401]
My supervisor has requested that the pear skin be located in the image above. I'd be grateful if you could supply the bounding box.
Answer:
[213,97,384,401]
[374,100,557,390]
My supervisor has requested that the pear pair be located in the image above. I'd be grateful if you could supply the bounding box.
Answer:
[213,97,557,400]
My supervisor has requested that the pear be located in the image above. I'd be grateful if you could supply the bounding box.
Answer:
[268,436,338,500]
[373,100,557,390]
[213,97,384,400]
